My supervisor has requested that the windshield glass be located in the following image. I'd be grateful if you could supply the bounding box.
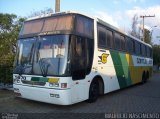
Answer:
[13,35,70,76]
[13,38,35,75]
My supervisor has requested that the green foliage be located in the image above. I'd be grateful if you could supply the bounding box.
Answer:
[153,45,160,66]
[144,29,151,44]
[0,13,25,83]
[28,8,53,18]
[0,13,25,64]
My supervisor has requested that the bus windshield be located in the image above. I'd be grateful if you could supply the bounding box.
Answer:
[13,35,70,76]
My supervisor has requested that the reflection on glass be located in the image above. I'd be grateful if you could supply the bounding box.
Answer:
[13,35,70,76]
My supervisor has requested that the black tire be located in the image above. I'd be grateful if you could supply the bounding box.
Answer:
[87,80,99,103]
[142,72,146,84]
[146,71,149,80]
[144,71,149,83]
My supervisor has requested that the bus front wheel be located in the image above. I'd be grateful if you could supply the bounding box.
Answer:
[87,79,99,103]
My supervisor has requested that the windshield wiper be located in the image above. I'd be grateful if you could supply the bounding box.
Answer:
[37,36,50,77]
[16,64,32,75]
[39,58,50,77]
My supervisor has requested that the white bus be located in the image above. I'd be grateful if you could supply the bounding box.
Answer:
[13,11,153,105]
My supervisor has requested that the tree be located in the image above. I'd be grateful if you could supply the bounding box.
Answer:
[130,14,140,39]
[144,28,151,44]
[0,13,25,65]
[0,13,25,84]
[28,8,53,18]
[153,45,160,66]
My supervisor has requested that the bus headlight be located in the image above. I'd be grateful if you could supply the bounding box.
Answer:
[48,78,59,87]
[17,79,20,83]
[13,78,20,83]
[49,82,59,87]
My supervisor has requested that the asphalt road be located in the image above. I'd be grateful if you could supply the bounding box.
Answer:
[0,73,160,119]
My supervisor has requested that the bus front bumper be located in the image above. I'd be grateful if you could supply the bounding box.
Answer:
[13,84,72,105]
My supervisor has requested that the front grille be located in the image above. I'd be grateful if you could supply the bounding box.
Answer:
[22,80,46,86]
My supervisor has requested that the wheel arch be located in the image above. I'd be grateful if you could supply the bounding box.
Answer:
[142,71,146,83]
[92,75,104,95]
[146,70,149,79]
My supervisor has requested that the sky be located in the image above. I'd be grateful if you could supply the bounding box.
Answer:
[0,0,160,44]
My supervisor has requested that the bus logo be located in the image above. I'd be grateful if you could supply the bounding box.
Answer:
[98,53,109,64]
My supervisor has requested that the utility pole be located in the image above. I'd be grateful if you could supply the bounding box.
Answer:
[55,0,60,13]
[140,15,155,42]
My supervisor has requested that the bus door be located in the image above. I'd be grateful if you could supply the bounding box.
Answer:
[71,36,87,102]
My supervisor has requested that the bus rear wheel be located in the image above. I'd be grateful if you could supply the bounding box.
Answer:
[87,80,99,103]
[142,72,146,84]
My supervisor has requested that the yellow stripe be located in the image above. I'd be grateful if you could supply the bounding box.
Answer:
[125,54,150,84]
[48,78,59,83]
[126,53,134,66]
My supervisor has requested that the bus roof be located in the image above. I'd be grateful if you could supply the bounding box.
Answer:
[26,11,95,21]
[26,11,151,48]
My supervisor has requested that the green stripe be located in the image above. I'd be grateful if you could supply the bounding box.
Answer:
[31,77,48,82]
[110,50,127,88]
[119,53,132,86]
[31,77,40,81]
[39,77,48,82]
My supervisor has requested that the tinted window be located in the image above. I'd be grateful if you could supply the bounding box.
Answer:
[106,29,113,48]
[98,24,113,49]
[145,46,147,57]
[98,25,107,48]
[114,33,121,50]
[72,36,86,79]
[147,47,150,57]
[86,38,94,74]
[135,41,141,55]
[20,15,74,35]
[21,20,44,35]
[150,48,152,58]
[142,44,146,56]
[121,36,126,51]
[43,15,73,32]
[127,38,135,53]
[76,15,94,38]
[71,36,94,79]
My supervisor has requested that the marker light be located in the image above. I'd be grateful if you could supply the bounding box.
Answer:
[61,83,67,88]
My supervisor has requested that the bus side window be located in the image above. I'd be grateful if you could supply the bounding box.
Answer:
[150,48,152,58]
[140,43,142,56]
[127,38,131,53]
[127,38,135,54]
[98,25,107,49]
[145,45,147,57]
[135,41,141,56]
[147,46,150,58]
[121,35,126,51]
[142,44,146,57]
[106,29,113,48]
[86,38,94,75]
[76,15,94,39]
[71,36,86,80]
[114,33,121,50]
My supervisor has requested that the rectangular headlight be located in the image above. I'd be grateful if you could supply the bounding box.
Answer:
[49,82,59,87]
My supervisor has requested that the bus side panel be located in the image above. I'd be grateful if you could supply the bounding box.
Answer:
[110,50,131,89]
[126,54,152,84]
[126,54,141,84]
[110,51,152,89]
[97,50,120,93]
